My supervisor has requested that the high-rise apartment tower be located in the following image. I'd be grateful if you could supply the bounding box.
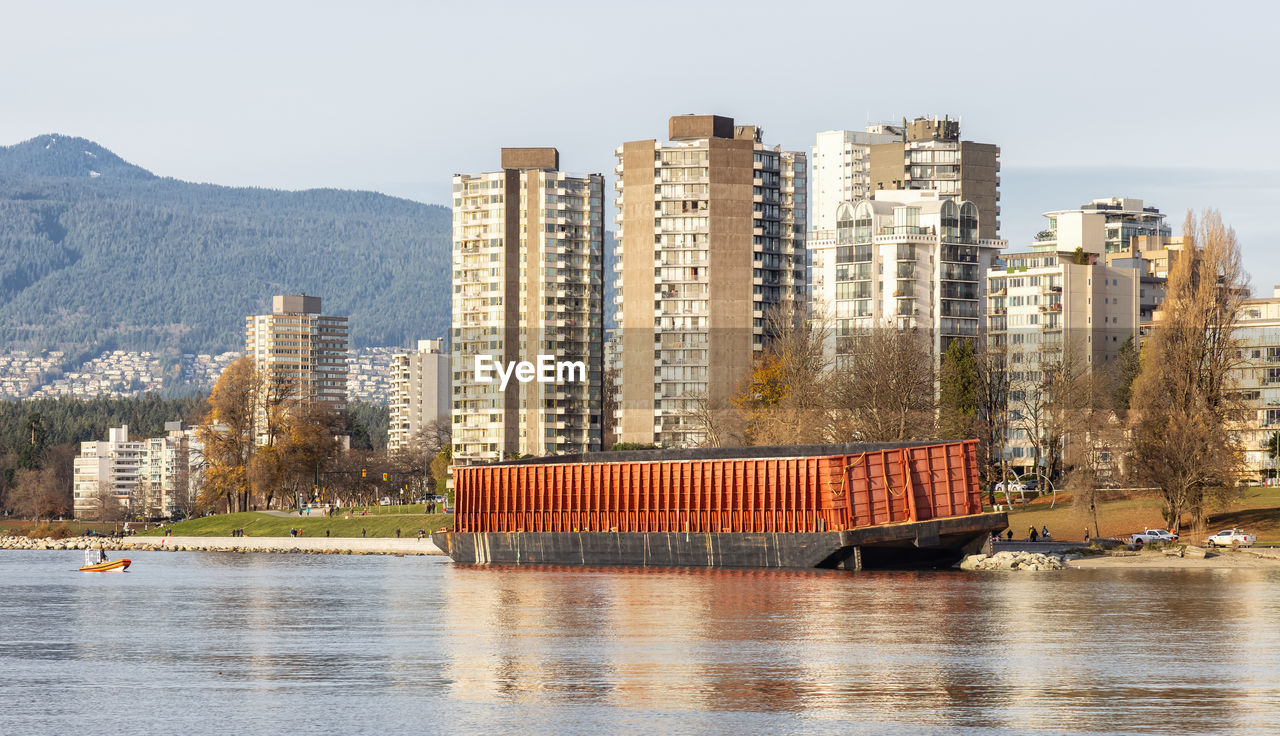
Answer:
[614,115,807,447]
[451,148,604,463]
[245,295,349,439]
[388,339,451,452]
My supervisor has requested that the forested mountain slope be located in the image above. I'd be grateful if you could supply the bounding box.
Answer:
[0,134,451,352]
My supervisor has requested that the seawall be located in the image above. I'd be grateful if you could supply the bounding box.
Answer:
[0,535,443,556]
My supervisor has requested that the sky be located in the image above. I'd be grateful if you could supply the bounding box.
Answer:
[3,0,1278,284]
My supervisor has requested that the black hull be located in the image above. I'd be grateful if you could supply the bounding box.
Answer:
[433,512,1006,571]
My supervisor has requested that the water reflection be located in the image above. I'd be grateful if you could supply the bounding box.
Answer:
[3,552,1280,734]
[436,564,1280,733]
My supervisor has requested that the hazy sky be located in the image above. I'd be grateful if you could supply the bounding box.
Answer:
[3,1,1278,281]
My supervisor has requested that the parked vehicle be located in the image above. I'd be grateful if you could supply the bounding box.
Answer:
[1205,529,1256,548]
[1130,529,1178,545]
[994,481,1024,495]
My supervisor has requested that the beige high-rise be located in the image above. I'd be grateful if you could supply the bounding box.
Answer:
[614,115,806,447]
[451,148,604,463]
[244,295,349,438]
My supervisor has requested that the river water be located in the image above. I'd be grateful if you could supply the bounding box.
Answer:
[1,551,1277,735]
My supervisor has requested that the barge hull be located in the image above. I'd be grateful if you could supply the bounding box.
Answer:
[433,512,1006,571]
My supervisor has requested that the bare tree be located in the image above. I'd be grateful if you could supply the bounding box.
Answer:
[828,324,936,442]
[1130,210,1249,533]
[975,338,1012,494]
[601,364,619,450]
[720,305,832,446]
[94,480,128,523]
[6,444,75,520]
[1010,339,1093,484]
[676,391,737,448]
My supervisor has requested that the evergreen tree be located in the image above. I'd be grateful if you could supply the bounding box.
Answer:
[938,339,978,440]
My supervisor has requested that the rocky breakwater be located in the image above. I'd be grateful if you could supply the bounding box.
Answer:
[0,535,130,552]
[959,550,1071,571]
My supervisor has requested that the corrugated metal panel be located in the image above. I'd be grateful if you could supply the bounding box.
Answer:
[453,440,981,534]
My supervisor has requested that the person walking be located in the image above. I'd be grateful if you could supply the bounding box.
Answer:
[1029,525,1038,542]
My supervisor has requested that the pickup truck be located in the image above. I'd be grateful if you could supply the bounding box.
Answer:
[1130,529,1178,545]
[1204,529,1257,548]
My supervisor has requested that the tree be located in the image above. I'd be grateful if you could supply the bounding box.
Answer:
[196,357,259,513]
[1130,210,1249,533]
[17,412,46,470]
[94,480,128,522]
[975,338,1012,495]
[601,363,619,451]
[828,325,936,442]
[429,443,452,497]
[1113,335,1141,412]
[6,445,74,520]
[939,339,979,440]
[683,390,746,448]
[1268,432,1280,482]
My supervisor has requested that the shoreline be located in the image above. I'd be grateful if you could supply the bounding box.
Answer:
[0,534,444,556]
[1067,547,1280,569]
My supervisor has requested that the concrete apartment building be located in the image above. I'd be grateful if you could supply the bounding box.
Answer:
[451,148,604,463]
[613,115,806,447]
[73,423,201,519]
[863,117,1001,240]
[388,338,451,452]
[809,189,1005,366]
[986,199,1170,476]
[245,295,349,438]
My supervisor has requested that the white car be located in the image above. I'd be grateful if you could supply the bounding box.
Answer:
[1205,529,1257,548]
[1130,529,1178,545]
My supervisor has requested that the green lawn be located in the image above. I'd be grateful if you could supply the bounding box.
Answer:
[135,511,453,538]
[1002,485,1280,543]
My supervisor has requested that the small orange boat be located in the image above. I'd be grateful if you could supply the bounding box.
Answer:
[80,558,130,573]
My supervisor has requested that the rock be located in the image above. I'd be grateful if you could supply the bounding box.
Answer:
[1184,545,1207,559]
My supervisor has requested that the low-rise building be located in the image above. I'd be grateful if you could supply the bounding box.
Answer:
[73,423,202,520]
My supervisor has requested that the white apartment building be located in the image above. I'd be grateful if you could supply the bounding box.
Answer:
[809,190,1005,366]
[388,338,451,452]
[614,115,806,447]
[73,423,201,519]
[451,148,604,463]
[810,128,902,232]
[1037,197,1171,256]
[986,199,1169,477]
[73,425,140,519]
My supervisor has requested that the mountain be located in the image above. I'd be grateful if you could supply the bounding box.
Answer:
[0,134,451,353]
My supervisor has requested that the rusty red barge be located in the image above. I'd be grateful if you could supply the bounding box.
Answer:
[433,440,1007,570]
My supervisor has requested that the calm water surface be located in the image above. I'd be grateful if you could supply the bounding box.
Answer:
[1,550,1278,735]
